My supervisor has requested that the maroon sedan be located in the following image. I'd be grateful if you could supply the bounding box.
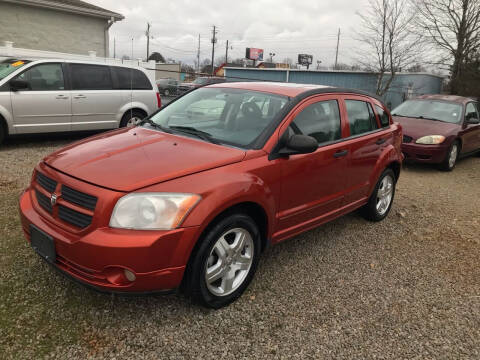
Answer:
[392,95,480,171]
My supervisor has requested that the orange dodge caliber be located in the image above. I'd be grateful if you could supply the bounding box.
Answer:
[20,82,403,308]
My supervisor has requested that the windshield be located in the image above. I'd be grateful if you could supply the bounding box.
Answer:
[148,87,289,148]
[392,100,463,123]
[193,78,209,85]
[0,60,29,80]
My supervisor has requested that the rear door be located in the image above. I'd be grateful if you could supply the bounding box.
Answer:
[69,63,120,131]
[276,95,349,235]
[462,102,480,153]
[10,62,71,134]
[341,96,392,205]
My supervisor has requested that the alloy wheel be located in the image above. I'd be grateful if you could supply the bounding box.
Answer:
[448,144,458,169]
[205,228,254,297]
[376,174,394,216]
[126,116,142,127]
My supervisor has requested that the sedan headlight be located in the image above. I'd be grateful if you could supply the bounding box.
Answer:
[415,135,446,144]
[110,193,201,230]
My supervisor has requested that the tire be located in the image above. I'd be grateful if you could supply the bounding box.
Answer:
[361,168,396,222]
[185,213,261,309]
[439,141,459,171]
[0,123,5,145]
[119,110,146,128]
[164,89,170,96]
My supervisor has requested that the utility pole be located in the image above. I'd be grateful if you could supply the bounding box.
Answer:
[225,40,229,64]
[197,34,201,73]
[211,25,217,75]
[113,37,116,59]
[334,28,340,70]
[146,22,151,61]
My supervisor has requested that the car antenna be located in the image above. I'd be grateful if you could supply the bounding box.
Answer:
[130,37,134,126]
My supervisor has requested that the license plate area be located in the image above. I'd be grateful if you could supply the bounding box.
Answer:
[30,225,56,264]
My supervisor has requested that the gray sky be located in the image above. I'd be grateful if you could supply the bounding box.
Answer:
[91,0,368,66]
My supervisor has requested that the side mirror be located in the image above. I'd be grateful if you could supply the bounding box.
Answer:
[10,79,30,92]
[278,134,318,156]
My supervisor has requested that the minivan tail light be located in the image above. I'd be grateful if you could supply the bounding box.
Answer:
[156,92,162,108]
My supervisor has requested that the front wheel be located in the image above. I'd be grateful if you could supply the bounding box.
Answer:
[361,168,396,222]
[185,213,261,309]
[439,141,459,171]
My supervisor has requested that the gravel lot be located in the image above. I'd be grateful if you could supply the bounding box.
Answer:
[1,134,479,359]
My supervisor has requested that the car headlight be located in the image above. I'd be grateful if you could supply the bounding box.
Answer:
[415,135,446,144]
[110,193,201,230]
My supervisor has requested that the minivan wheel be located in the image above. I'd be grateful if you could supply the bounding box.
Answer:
[164,89,170,96]
[439,141,459,171]
[361,168,396,222]
[120,110,145,128]
[186,213,261,309]
[0,124,5,145]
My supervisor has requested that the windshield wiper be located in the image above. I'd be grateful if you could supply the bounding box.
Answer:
[141,119,172,133]
[168,125,219,144]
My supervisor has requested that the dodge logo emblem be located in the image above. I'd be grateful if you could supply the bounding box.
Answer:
[50,193,58,206]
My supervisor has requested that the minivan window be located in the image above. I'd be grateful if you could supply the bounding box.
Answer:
[111,67,152,90]
[70,64,112,90]
[346,100,378,136]
[148,87,288,147]
[291,100,341,144]
[15,63,65,91]
[0,60,30,80]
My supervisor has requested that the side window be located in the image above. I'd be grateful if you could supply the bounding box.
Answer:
[345,100,378,136]
[111,67,152,90]
[291,100,341,144]
[466,102,479,121]
[16,63,64,91]
[70,64,112,90]
[375,105,391,127]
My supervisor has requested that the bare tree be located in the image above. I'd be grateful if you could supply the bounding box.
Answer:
[356,0,423,95]
[413,0,480,94]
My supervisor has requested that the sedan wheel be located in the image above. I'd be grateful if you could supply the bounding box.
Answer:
[376,175,394,216]
[205,228,254,297]
[440,141,459,171]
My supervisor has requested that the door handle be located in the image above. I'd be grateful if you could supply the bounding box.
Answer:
[55,95,69,100]
[74,95,86,99]
[376,138,386,145]
[333,150,348,158]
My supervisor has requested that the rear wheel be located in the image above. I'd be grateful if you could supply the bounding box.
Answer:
[164,89,170,96]
[361,168,396,222]
[120,110,146,128]
[185,213,261,309]
[0,123,5,145]
[439,141,459,171]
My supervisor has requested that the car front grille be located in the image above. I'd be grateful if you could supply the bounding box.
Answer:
[34,171,97,229]
[58,205,93,229]
[36,172,58,193]
[403,135,413,143]
[35,189,52,213]
[61,185,97,211]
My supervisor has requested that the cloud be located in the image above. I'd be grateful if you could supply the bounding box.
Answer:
[91,0,368,65]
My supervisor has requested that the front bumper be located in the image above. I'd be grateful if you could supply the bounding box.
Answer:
[401,142,449,164]
[19,187,199,293]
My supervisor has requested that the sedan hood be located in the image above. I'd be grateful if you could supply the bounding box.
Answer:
[393,116,460,140]
[44,127,246,192]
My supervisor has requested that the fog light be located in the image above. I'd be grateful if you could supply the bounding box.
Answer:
[124,269,136,282]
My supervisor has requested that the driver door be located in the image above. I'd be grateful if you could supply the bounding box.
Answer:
[275,96,349,239]
[10,63,71,134]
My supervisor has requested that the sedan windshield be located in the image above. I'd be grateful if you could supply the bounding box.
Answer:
[148,87,289,147]
[392,100,462,124]
[0,60,29,80]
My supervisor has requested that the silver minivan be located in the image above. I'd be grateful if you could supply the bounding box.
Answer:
[0,59,160,144]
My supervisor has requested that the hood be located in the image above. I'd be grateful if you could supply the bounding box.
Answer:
[44,127,246,192]
[393,116,460,140]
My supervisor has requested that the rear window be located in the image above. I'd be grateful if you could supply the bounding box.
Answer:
[111,67,152,90]
[70,64,112,90]
[346,100,379,136]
